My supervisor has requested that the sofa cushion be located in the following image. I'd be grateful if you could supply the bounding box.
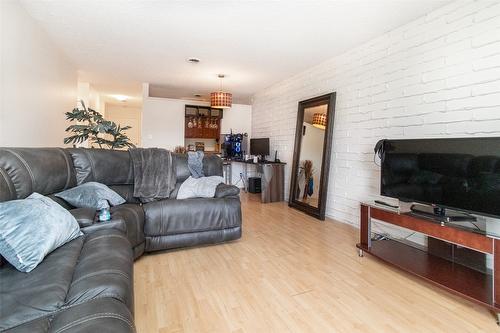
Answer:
[109,184,141,204]
[173,153,223,183]
[110,204,145,249]
[203,154,223,178]
[214,183,240,198]
[0,148,76,199]
[67,148,134,186]
[177,176,225,200]
[143,196,241,236]
[0,229,134,332]
[0,167,16,202]
[0,193,82,272]
[64,229,133,310]
[69,208,97,228]
[55,182,125,210]
[0,236,84,331]
[145,226,242,252]
[5,298,135,333]
[50,298,135,333]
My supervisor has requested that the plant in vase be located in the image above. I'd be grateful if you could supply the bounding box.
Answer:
[301,160,314,201]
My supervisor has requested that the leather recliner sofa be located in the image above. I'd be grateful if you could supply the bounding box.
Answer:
[0,147,242,332]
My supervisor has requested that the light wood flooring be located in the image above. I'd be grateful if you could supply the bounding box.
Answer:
[134,193,497,332]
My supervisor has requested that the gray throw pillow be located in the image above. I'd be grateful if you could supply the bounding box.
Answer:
[177,176,225,199]
[55,182,125,210]
[0,193,82,272]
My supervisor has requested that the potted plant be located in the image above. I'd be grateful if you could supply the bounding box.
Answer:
[64,101,135,150]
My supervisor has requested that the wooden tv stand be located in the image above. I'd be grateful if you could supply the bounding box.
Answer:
[357,202,500,322]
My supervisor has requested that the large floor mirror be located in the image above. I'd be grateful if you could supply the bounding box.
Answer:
[289,93,336,220]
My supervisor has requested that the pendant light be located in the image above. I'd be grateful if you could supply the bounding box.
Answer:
[210,74,232,109]
[312,113,327,130]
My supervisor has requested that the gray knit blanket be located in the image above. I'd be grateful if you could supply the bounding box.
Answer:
[187,151,204,178]
[129,148,176,203]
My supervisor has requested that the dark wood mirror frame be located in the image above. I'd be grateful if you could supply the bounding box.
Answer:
[288,92,336,220]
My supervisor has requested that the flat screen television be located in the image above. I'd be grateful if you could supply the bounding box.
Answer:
[250,138,270,156]
[380,137,500,218]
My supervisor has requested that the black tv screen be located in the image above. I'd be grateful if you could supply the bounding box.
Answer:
[380,137,500,217]
[250,138,270,156]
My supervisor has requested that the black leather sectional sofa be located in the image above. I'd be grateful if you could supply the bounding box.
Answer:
[0,148,242,332]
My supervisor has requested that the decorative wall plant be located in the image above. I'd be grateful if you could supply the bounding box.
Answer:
[64,100,135,150]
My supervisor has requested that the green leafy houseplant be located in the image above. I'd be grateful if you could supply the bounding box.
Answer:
[64,101,135,150]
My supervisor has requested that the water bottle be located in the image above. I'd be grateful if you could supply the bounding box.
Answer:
[98,207,111,222]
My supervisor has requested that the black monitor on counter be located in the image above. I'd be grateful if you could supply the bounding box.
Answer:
[250,138,270,157]
[379,137,500,218]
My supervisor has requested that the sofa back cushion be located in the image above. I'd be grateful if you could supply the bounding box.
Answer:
[0,148,76,200]
[68,148,134,185]
[0,167,16,202]
[173,153,223,183]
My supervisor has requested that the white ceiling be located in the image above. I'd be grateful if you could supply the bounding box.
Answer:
[20,0,450,104]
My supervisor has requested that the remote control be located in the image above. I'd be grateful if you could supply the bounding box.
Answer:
[374,200,399,209]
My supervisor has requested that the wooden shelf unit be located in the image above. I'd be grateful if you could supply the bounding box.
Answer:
[357,203,500,316]
[185,105,223,140]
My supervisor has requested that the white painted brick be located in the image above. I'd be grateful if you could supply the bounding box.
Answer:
[472,80,500,96]
[473,107,500,120]
[474,2,500,23]
[446,92,500,110]
[425,0,474,22]
[424,110,472,123]
[387,116,424,127]
[445,1,481,24]
[403,124,447,137]
[446,67,500,88]
[471,27,500,47]
[473,53,500,71]
[371,107,406,119]
[251,0,500,228]
[403,80,446,96]
[470,120,500,133]
[446,121,474,134]
[421,63,471,83]
[423,86,471,103]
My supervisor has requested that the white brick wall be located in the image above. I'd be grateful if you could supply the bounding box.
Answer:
[251,0,500,227]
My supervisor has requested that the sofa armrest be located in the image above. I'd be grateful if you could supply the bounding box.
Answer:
[81,218,127,235]
[69,208,97,228]
[215,183,240,198]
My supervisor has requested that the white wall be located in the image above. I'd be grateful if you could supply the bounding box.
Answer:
[0,0,76,147]
[142,84,252,149]
[105,104,142,147]
[220,104,252,135]
[77,81,105,115]
[142,94,190,150]
[252,0,500,227]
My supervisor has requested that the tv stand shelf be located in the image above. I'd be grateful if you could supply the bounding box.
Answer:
[357,203,500,321]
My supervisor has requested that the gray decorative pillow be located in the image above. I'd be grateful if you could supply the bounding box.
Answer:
[177,176,225,199]
[0,193,82,272]
[55,182,125,210]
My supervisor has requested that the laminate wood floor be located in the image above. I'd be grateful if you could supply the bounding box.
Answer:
[134,193,497,332]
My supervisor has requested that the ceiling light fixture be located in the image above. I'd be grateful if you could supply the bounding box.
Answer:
[210,74,232,109]
[187,57,201,63]
[194,94,202,98]
[312,113,327,130]
[112,94,128,102]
